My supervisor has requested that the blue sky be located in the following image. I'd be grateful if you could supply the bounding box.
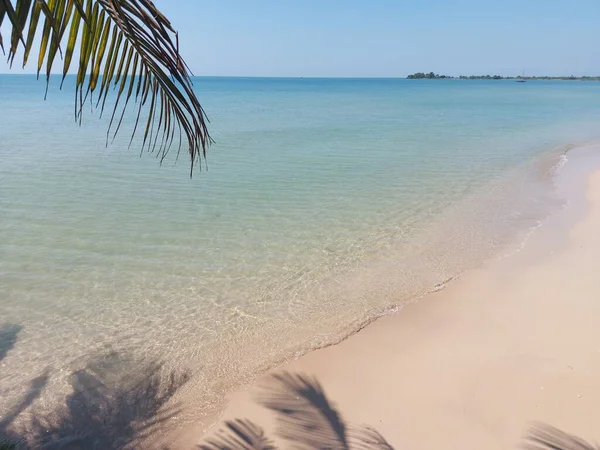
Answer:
[2,0,599,77]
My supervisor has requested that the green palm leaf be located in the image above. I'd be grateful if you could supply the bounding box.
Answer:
[1,0,211,175]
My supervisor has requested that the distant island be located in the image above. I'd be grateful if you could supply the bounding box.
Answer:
[406,72,600,81]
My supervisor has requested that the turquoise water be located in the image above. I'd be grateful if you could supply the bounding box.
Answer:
[2,76,600,432]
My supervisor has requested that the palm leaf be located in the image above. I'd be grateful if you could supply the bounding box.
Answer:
[257,372,349,450]
[2,0,211,175]
[199,419,276,450]
[525,423,600,450]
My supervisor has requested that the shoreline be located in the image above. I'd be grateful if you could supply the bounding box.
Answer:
[5,77,600,447]
[190,142,600,449]
[173,139,584,440]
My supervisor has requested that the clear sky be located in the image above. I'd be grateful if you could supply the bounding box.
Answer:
[1,0,599,77]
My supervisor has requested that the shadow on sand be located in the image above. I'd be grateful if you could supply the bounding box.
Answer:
[0,324,593,450]
[200,372,395,450]
[0,324,22,364]
[200,371,597,450]
[1,343,189,450]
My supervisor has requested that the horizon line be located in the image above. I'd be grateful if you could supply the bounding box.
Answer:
[1,73,599,79]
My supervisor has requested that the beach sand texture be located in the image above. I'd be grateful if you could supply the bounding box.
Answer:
[205,144,600,450]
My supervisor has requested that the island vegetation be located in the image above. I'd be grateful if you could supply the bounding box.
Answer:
[407,72,600,81]
[406,72,453,79]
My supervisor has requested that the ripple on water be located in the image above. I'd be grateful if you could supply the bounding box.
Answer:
[1,76,600,440]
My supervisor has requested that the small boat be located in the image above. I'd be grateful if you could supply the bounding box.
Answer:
[516,69,527,82]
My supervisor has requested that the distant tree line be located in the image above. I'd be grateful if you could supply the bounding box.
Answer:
[406,72,600,81]
[459,74,506,80]
[406,72,452,79]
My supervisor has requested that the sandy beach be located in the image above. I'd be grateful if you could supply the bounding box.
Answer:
[198,143,600,449]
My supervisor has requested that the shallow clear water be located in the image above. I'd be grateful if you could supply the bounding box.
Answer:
[2,76,600,435]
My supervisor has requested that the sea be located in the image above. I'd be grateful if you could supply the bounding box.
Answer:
[2,76,600,439]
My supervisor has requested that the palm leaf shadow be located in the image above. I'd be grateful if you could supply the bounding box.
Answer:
[349,426,395,450]
[525,423,600,450]
[0,324,22,363]
[201,371,394,449]
[199,419,275,450]
[0,439,23,450]
[0,323,42,449]
[257,372,349,450]
[0,350,189,450]
[0,369,50,438]
[29,351,189,449]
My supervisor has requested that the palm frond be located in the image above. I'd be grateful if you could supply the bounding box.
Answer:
[257,372,349,450]
[525,423,600,450]
[2,0,211,175]
[199,419,275,450]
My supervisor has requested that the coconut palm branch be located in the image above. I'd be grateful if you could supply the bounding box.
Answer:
[0,0,211,174]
